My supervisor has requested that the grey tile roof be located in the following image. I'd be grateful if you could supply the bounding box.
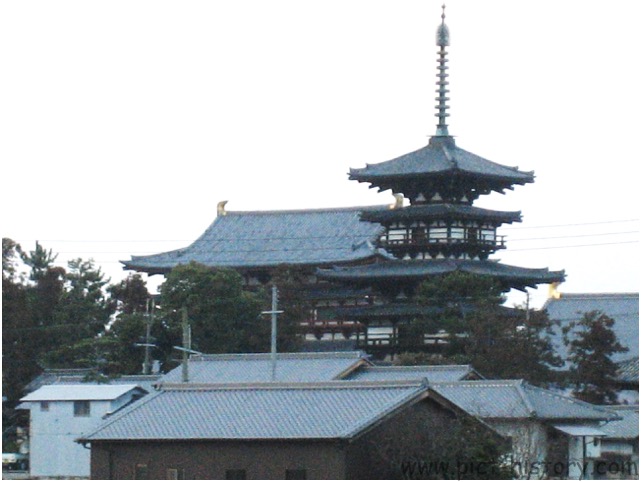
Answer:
[52,375,162,394]
[433,380,618,421]
[79,381,428,442]
[319,259,565,290]
[599,405,639,440]
[346,365,480,383]
[616,357,639,383]
[360,204,522,225]
[159,352,368,385]
[20,384,144,402]
[123,206,388,273]
[349,136,533,186]
[544,293,639,368]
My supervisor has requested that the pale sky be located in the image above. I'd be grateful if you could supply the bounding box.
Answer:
[1,0,639,309]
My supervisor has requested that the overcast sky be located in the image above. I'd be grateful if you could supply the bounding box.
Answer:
[2,0,639,308]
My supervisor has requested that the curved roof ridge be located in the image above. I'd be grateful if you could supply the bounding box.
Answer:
[221,204,390,216]
[433,379,521,387]
[161,379,429,391]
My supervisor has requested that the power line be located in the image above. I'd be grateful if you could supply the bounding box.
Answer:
[502,218,639,231]
[510,240,638,251]
[13,218,641,244]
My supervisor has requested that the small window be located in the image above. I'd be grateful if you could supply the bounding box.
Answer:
[226,469,247,479]
[286,469,307,479]
[40,401,50,412]
[167,468,185,480]
[73,400,90,417]
[134,463,149,480]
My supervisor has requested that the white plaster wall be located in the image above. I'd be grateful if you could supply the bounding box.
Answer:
[488,420,549,479]
[28,392,139,478]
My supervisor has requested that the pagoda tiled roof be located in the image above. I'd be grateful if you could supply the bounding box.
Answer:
[318,259,566,291]
[349,136,534,189]
[360,203,522,224]
[122,206,389,273]
[333,302,518,321]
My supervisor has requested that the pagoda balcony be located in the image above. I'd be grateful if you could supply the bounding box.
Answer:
[379,233,506,251]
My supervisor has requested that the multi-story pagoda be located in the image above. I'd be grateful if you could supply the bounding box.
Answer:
[318,7,564,320]
[123,7,564,353]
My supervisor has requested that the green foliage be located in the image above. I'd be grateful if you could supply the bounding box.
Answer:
[21,241,57,282]
[159,263,269,354]
[3,239,46,401]
[563,310,628,404]
[408,273,560,385]
[3,241,120,402]
[108,273,150,315]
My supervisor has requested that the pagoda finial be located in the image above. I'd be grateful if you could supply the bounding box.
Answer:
[435,4,451,137]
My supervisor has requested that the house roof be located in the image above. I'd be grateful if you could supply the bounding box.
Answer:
[318,258,565,291]
[159,352,368,385]
[79,381,429,442]
[20,384,143,402]
[543,293,639,368]
[433,380,618,421]
[122,206,388,274]
[52,375,161,394]
[616,357,639,384]
[346,365,480,383]
[349,136,534,192]
[599,405,639,440]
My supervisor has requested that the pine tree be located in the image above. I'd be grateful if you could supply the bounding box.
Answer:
[563,310,628,404]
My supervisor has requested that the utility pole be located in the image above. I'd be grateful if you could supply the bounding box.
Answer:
[261,285,283,381]
[181,307,191,383]
[142,298,154,375]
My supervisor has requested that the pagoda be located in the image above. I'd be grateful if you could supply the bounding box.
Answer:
[318,7,564,319]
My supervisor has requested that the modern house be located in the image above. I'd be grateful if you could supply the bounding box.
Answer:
[596,405,639,479]
[432,380,620,479]
[18,384,147,478]
[157,351,368,385]
[79,380,504,480]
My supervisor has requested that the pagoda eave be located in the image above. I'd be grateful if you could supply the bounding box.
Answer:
[318,259,566,292]
[360,204,522,225]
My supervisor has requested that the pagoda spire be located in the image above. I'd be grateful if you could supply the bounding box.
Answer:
[435,4,451,137]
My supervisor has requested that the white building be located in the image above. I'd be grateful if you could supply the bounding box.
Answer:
[18,384,146,478]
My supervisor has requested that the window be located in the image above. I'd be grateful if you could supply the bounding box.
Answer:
[286,469,307,479]
[225,469,247,479]
[134,463,149,480]
[450,227,465,240]
[428,227,448,241]
[40,401,50,412]
[73,400,90,417]
[167,468,185,480]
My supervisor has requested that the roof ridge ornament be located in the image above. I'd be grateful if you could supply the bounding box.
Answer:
[435,4,451,137]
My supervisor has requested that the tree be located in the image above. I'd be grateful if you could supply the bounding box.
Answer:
[159,263,270,354]
[563,310,628,404]
[108,273,151,315]
[32,257,116,370]
[408,272,561,384]
[2,239,39,402]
